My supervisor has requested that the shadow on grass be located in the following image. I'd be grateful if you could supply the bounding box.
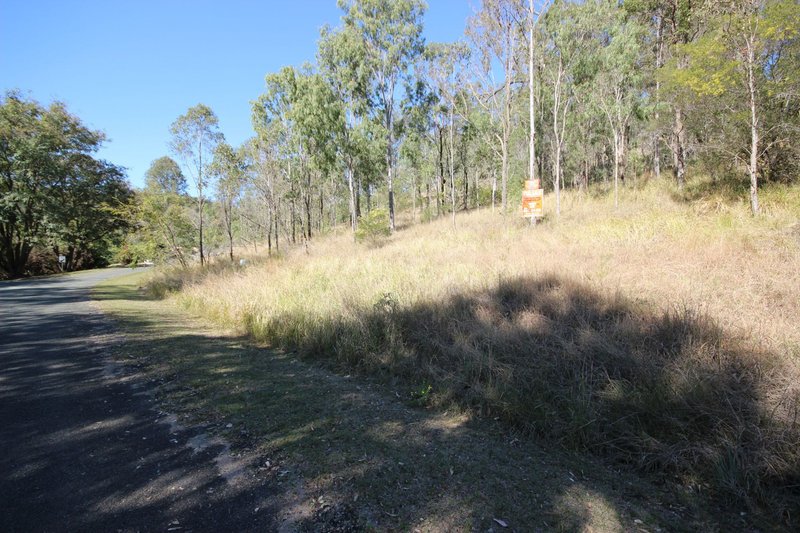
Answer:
[87,272,800,531]
[241,273,800,526]
[671,176,752,205]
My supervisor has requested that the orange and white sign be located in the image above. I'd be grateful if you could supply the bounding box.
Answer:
[522,179,543,218]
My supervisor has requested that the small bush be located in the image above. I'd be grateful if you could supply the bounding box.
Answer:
[355,208,391,246]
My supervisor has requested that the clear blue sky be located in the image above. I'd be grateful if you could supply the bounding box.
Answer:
[1,0,473,188]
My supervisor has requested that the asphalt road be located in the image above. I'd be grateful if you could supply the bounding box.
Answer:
[0,269,277,532]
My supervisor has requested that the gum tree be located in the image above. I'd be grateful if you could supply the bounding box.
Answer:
[338,0,426,232]
[467,0,525,214]
[170,104,223,266]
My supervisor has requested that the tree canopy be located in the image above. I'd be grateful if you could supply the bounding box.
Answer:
[0,91,132,277]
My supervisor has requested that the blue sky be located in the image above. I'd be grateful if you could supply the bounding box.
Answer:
[1,0,473,187]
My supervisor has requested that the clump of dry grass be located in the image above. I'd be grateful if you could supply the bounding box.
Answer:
[148,178,800,509]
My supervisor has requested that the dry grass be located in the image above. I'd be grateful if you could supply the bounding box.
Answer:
[149,178,800,513]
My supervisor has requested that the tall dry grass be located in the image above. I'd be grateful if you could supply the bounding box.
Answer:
[150,178,800,509]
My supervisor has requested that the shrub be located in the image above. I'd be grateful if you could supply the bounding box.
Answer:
[355,208,391,246]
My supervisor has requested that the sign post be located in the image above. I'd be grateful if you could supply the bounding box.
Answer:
[521,179,543,222]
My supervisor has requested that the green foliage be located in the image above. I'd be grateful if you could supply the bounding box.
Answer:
[119,188,195,267]
[355,208,391,245]
[145,156,186,195]
[209,141,246,260]
[170,104,223,264]
[409,383,433,406]
[338,0,427,229]
[0,90,133,277]
[169,104,224,195]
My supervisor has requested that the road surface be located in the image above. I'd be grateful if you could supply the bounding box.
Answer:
[0,269,276,532]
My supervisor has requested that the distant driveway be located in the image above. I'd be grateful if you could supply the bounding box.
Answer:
[0,269,275,532]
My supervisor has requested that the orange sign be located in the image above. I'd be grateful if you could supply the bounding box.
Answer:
[522,191,543,218]
[522,178,543,218]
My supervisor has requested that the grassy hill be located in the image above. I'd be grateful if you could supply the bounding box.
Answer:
[146,178,800,521]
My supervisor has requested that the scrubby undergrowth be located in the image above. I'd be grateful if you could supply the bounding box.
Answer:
[148,179,800,514]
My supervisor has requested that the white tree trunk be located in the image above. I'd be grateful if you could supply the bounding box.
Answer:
[747,34,760,215]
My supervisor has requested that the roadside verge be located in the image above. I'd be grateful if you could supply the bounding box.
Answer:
[94,271,761,532]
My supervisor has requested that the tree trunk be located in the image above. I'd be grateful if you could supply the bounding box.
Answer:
[449,104,456,228]
[198,138,205,266]
[552,58,562,217]
[491,174,497,214]
[291,197,296,245]
[462,144,469,211]
[673,108,687,190]
[437,123,444,217]
[227,209,234,262]
[613,129,620,209]
[583,159,589,190]
[501,34,515,215]
[620,125,627,185]
[529,0,536,186]
[654,13,663,179]
[425,182,430,213]
[554,140,561,216]
[355,176,361,218]
[267,214,272,257]
[198,197,205,265]
[319,187,324,234]
[274,203,280,254]
[0,233,31,278]
[386,105,396,232]
[347,165,357,235]
[411,169,417,223]
[747,34,760,215]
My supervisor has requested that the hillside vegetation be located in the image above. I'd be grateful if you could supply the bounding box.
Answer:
[147,179,800,514]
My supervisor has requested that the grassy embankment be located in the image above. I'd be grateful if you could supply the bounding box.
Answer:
[147,178,800,517]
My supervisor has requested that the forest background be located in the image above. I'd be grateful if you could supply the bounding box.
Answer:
[2,0,798,276]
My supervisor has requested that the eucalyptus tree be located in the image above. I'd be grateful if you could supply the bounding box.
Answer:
[399,73,437,222]
[467,0,525,214]
[129,161,194,268]
[290,68,353,238]
[144,156,186,195]
[318,23,375,234]
[587,0,646,209]
[668,0,800,214]
[254,62,341,243]
[426,42,470,226]
[242,130,282,254]
[209,142,245,261]
[169,104,224,265]
[337,0,426,232]
[625,1,670,180]
[541,0,591,215]
[266,68,299,241]
[663,0,709,190]
[722,0,798,214]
